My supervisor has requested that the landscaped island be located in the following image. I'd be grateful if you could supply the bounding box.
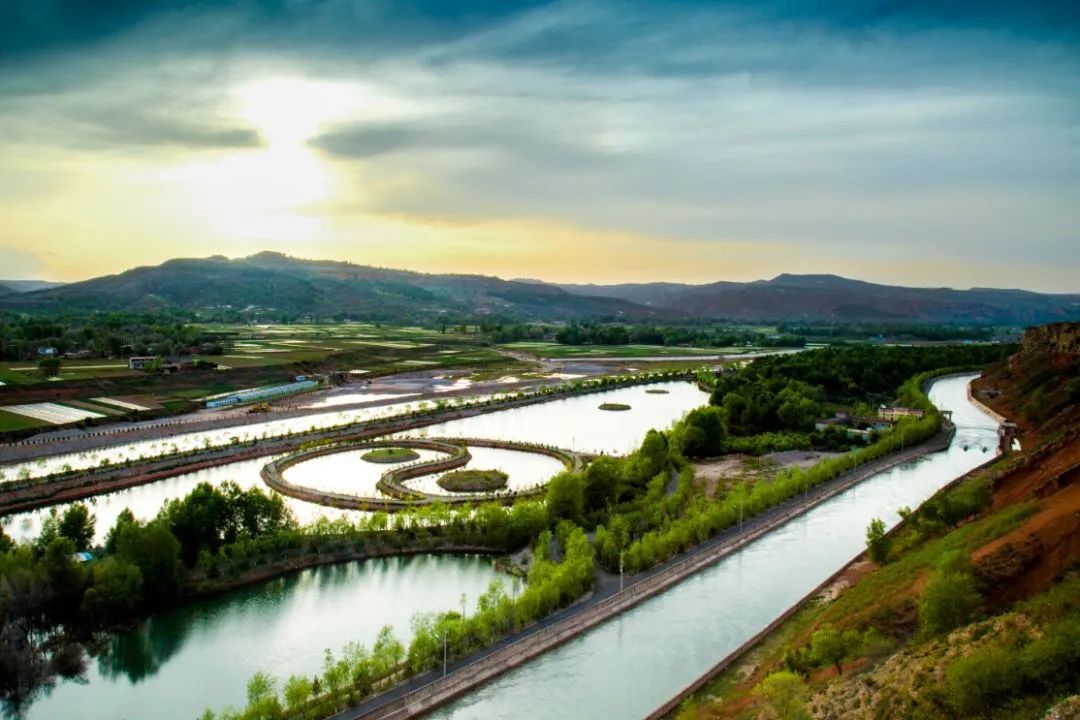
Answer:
[599,402,632,411]
[437,469,509,492]
[645,389,670,394]
[360,447,420,463]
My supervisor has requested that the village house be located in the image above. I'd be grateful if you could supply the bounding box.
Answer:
[878,406,925,421]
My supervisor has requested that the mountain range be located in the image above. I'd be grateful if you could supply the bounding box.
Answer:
[0,279,66,294]
[2,252,1077,325]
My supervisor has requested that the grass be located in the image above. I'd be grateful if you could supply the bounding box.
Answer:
[361,447,420,463]
[684,455,1042,716]
[437,469,509,492]
[0,410,46,432]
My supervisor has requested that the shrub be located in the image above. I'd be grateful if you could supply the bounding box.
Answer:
[754,671,810,720]
[865,518,890,564]
[918,569,981,636]
[946,645,1020,717]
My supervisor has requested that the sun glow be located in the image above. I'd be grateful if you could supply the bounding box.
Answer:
[137,77,371,244]
[236,77,361,147]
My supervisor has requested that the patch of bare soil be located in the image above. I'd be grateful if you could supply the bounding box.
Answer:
[692,454,776,498]
[990,431,1080,510]
[975,466,1080,605]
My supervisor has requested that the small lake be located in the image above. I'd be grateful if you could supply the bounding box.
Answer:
[401,380,709,455]
[19,555,517,720]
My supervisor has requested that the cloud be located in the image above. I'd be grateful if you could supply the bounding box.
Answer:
[0,0,1076,290]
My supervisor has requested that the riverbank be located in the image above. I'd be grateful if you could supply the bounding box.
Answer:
[643,347,1080,720]
[646,435,1003,720]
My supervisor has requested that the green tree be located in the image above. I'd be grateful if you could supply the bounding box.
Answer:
[35,508,61,552]
[0,526,13,555]
[245,670,281,719]
[104,508,136,554]
[545,471,584,523]
[81,556,143,624]
[918,569,982,636]
[583,456,620,512]
[754,671,810,720]
[809,624,848,674]
[865,517,890,564]
[675,406,727,458]
[58,503,96,552]
[37,356,61,378]
[43,537,86,620]
[115,521,182,603]
[282,674,313,710]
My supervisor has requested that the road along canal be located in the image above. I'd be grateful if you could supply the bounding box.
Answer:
[394,375,999,720]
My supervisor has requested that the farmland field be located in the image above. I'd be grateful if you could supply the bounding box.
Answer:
[497,342,752,358]
[0,323,525,436]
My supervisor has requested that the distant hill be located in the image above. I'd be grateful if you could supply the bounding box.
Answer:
[555,273,1080,325]
[0,252,662,322]
[0,279,65,293]
[3,254,1076,325]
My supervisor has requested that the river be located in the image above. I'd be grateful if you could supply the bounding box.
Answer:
[426,374,998,719]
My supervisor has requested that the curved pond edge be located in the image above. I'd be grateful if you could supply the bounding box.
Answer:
[262,438,578,511]
[332,421,958,720]
[187,542,509,602]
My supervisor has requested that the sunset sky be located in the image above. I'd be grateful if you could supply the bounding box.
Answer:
[0,1,1077,290]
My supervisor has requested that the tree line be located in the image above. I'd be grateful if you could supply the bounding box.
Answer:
[0,310,228,361]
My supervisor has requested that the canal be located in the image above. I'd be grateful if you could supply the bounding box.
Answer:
[426,374,998,719]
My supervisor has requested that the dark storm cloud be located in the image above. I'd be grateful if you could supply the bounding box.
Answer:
[1,1,1076,63]
[0,1,549,59]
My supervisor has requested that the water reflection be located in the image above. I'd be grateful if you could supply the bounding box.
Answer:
[25,555,515,720]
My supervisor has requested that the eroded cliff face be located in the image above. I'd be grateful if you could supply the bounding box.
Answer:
[1012,322,1080,369]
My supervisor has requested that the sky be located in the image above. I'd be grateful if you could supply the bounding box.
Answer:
[0,0,1077,291]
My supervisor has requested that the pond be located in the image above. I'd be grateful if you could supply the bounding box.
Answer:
[19,555,518,720]
[401,380,710,455]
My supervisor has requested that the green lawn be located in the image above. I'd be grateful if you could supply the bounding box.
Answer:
[0,410,46,432]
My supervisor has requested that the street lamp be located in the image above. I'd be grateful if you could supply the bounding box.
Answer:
[442,632,449,678]
[619,550,625,592]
